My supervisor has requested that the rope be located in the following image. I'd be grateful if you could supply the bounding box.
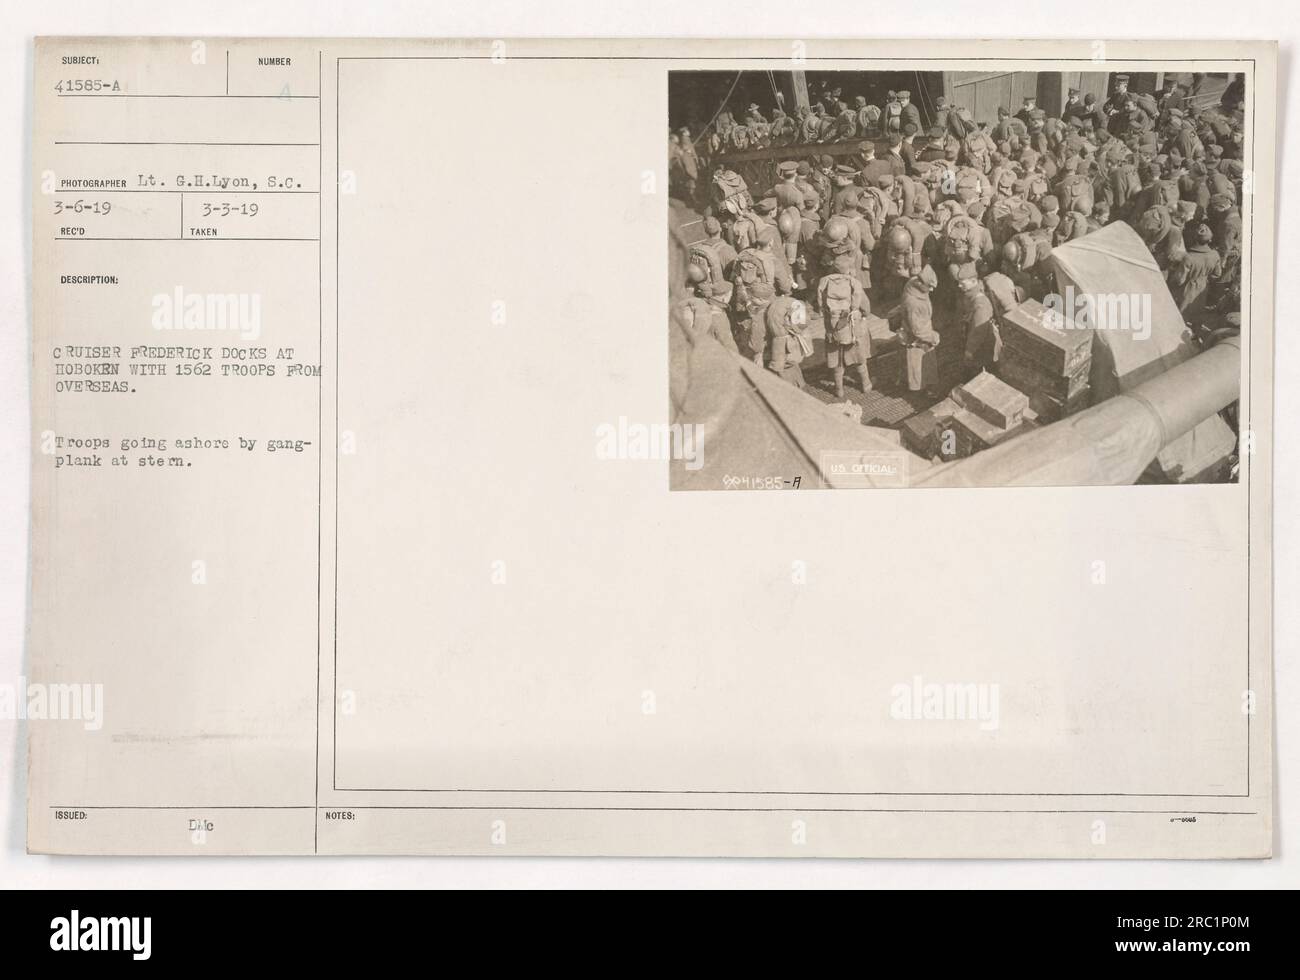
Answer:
[693,71,744,147]
[914,70,935,129]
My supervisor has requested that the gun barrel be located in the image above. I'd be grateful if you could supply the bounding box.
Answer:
[914,337,1241,487]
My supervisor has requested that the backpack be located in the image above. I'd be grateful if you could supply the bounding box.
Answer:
[688,241,725,290]
[728,213,761,250]
[710,170,751,213]
[1109,164,1141,211]
[992,168,1019,200]
[1204,111,1233,139]
[730,125,750,150]
[963,137,992,174]
[995,198,1041,237]
[734,249,770,286]
[778,299,815,358]
[943,213,982,263]
[889,217,931,277]
[820,273,860,344]
[1207,172,1235,202]
[949,106,978,139]
[859,186,890,239]
[1057,173,1094,217]
[934,199,965,235]
[778,206,801,261]
[1055,211,1088,245]
[1011,228,1052,270]
[983,271,1023,320]
[954,167,985,205]
[857,104,881,134]
[1019,171,1049,202]
[733,250,775,317]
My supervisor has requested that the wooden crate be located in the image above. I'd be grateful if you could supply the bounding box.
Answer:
[1000,298,1093,375]
[997,346,1091,401]
[900,397,960,459]
[950,408,1030,457]
[953,370,1029,430]
[1028,386,1092,423]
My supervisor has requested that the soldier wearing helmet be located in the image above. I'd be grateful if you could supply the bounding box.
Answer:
[677,280,738,354]
[954,262,1000,378]
[832,190,875,289]
[889,265,941,394]
[808,154,835,220]
[992,107,1028,154]
[1170,222,1223,321]
[795,192,824,292]
[702,215,737,280]
[730,224,791,365]
[764,295,813,387]
[1136,205,1186,275]
[999,237,1039,299]
[817,215,859,280]
[752,197,796,289]
[817,250,873,399]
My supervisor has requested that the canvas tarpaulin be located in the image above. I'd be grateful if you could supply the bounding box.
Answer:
[1048,222,1236,482]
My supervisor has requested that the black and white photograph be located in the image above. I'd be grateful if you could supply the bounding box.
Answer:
[670,68,1248,488]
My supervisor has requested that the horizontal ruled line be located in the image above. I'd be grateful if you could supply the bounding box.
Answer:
[50,804,1257,816]
[337,786,1253,797]
[51,805,313,810]
[56,93,320,99]
[55,141,320,147]
[54,237,321,242]
[328,806,1260,815]
[54,189,319,194]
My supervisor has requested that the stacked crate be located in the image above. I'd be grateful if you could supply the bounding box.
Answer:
[949,371,1032,457]
[900,396,961,460]
[996,299,1094,423]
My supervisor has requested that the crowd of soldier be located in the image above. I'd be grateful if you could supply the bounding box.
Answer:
[671,74,1245,399]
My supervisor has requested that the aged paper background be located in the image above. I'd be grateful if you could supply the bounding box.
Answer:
[23,36,1274,858]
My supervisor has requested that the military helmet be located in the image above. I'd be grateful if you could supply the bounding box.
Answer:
[1137,206,1170,244]
[777,210,799,237]
[823,216,850,242]
[887,224,913,251]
